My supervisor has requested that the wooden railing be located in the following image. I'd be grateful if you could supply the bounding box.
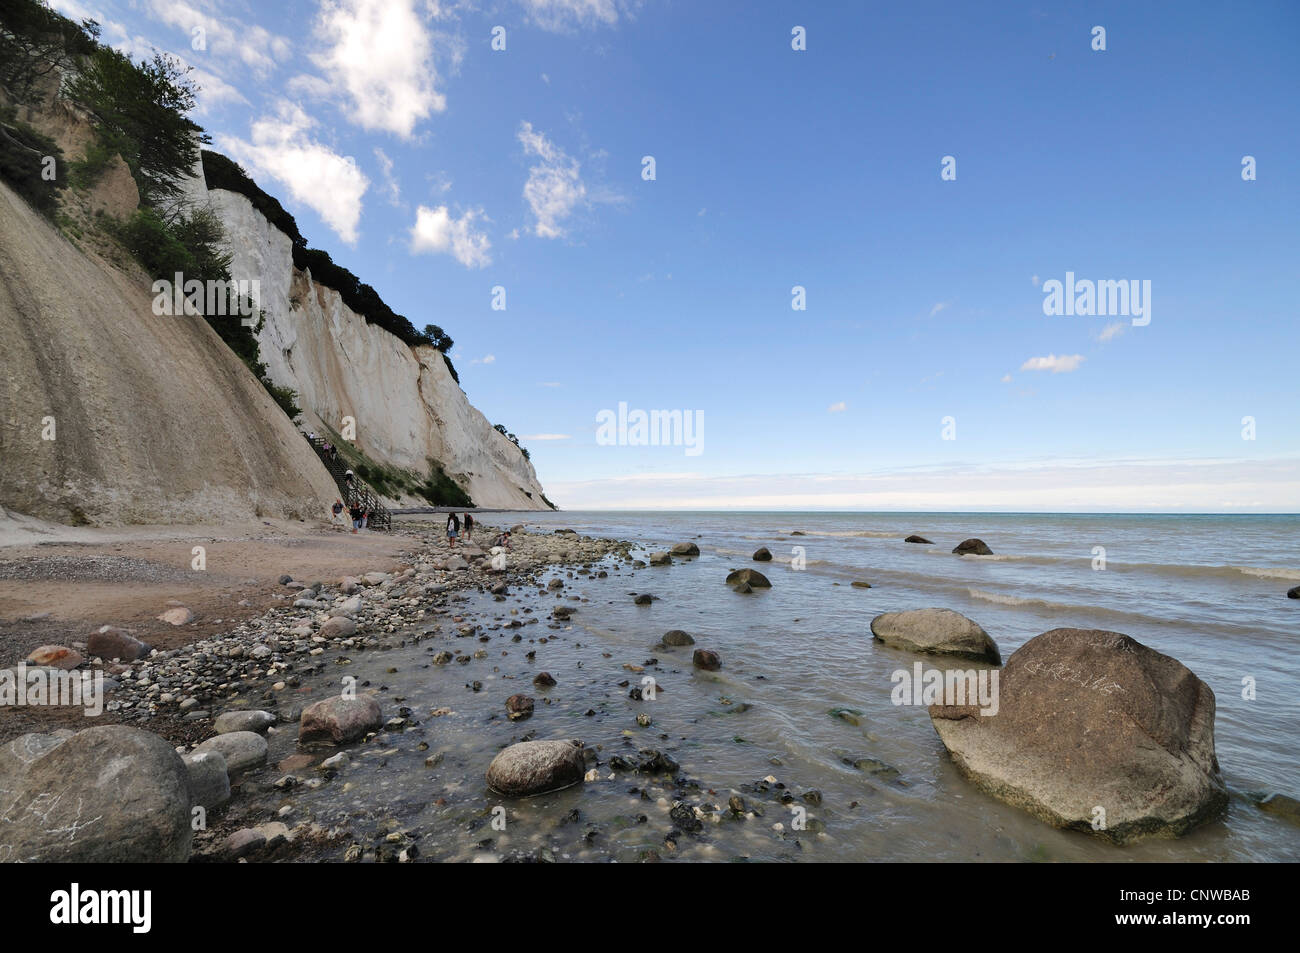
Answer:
[304,434,392,531]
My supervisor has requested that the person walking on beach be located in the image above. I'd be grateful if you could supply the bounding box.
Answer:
[349,501,363,533]
[463,512,474,542]
[447,512,460,547]
[331,498,344,526]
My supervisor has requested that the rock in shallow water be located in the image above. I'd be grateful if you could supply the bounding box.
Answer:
[870,608,1000,664]
[952,538,993,556]
[929,627,1228,844]
[661,630,695,646]
[486,740,586,797]
[670,542,700,556]
[0,726,191,862]
[693,649,722,671]
[725,568,771,588]
[298,696,384,746]
[183,750,231,809]
[903,534,932,544]
[752,547,772,561]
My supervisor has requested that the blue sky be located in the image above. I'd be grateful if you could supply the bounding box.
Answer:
[54,0,1300,510]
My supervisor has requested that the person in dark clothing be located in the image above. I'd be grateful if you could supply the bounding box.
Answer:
[349,502,363,533]
[447,512,460,547]
[463,512,474,541]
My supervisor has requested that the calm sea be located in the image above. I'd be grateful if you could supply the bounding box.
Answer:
[488,510,1300,861]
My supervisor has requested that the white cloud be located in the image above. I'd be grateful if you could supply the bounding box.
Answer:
[143,0,291,77]
[828,401,847,413]
[539,381,561,387]
[1001,374,1012,383]
[1020,353,1085,373]
[374,147,402,205]
[929,300,952,316]
[1031,274,1041,287]
[520,0,620,31]
[518,121,586,238]
[218,103,369,244]
[304,0,447,137]
[409,204,492,268]
[471,354,496,364]
[522,433,571,440]
[1098,322,1125,342]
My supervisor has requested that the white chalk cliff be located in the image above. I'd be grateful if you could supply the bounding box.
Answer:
[183,174,550,511]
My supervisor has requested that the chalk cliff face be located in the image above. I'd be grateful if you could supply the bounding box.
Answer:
[190,183,549,510]
[0,181,341,525]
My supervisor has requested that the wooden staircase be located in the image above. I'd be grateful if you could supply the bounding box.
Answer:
[305,435,392,531]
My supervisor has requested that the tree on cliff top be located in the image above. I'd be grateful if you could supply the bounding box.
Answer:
[68,47,203,206]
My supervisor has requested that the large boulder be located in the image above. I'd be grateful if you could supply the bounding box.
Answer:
[87,625,151,662]
[0,726,191,862]
[871,608,1000,663]
[670,542,700,556]
[661,630,695,647]
[725,568,771,588]
[193,731,268,773]
[648,551,672,566]
[752,547,772,561]
[486,740,586,797]
[952,538,993,556]
[298,696,383,745]
[930,628,1227,843]
[1288,586,1299,599]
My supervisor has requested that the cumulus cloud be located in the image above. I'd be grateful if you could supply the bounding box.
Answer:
[218,103,369,244]
[1098,322,1125,342]
[929,300,952,316]
[518,121,586,238]
[304,0,448,138]
[1020,354,1085,373]
[470,354,496,364]
[828,401,847,413]
[1001,374,1012,383]
[409,204,492,268]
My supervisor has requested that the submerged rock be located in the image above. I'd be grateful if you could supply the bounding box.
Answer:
[1256,793,1300,825]
[870,608,1000,663]
[486,740,586,797]
[661,630,695,647]
[693,649,722,671]
[752,547,772,561]
[929,628,1228,844]
[725,568,771,588]
[506,694,535,721]
[0,726,191,862]
[903,534,932,544]
[952,538,993,556]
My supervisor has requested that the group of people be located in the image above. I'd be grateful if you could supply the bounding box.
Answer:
[304,430,340,462]
[446,512,512,552]
[332,498,372,533]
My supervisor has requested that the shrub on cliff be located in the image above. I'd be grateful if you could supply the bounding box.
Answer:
[0,106,66,217]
